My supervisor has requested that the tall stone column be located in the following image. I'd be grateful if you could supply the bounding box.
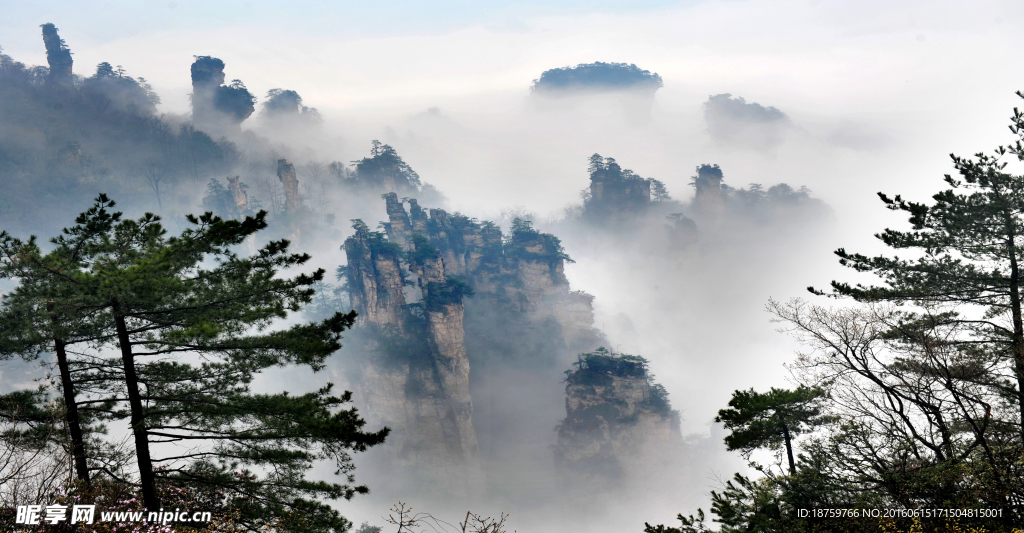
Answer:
[41,23,73,86]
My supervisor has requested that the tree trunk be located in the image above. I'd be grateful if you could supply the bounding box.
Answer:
[112,300,159,511]
[1005,233,1024,443]
[54,338,90,486]
[781,422,795,475]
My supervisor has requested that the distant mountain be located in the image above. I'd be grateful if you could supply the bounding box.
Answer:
[531,61,663,94]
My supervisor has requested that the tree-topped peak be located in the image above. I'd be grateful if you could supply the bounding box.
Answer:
[584,153,670,219]
[697,163,723,179]
[588,153,648,182]
[504,217,574,265]
[567,346,648,379]
[349,140,423,193]
[532,62,663,93]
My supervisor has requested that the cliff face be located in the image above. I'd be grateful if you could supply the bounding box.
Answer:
[344,222,407,328]
[190,56,254,136]
[276,159,301,215]
[693,164,724,222]
[555,348,680,480]
[350,142,423,194]
[342,213,481,489]
[225,175,249,215]
[41,24,73,86]
[382,194,596,350]
[586,159,651,221]
[342,194,603,490]
[590,162,650,208]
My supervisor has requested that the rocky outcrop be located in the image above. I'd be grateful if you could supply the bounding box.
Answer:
[551,291,599,349]
[666,213,698,248]
[349,141,423,194]
[342,216,481,488]
[259,88,321,129]
[276,159,301,215]
[693,164,724,222]
[382,197,595,341]
[342,196,603,491]
[41,23,73,86]
[382,193,414,252]
[586,156,651,220]
[261,89,312,117]
[555,348,680,480]
[343,222,407,328]
[190,56,255,136]
[226,175,248,215]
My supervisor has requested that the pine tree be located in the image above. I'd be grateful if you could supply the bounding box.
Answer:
[819,94,1024,440]
[1,196,388,530]
[0,198,125,487]
[715,386,829,475]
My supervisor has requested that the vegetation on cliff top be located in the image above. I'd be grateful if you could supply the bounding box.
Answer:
[504,217,574,266]
[351,140,423,192]
[531,61,663,93]
[564,347,675,419]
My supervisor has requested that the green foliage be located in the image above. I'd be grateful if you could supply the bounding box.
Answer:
[201,177,235,215]
[305,280,351,322]
[215,79,256,120]
[584,154,655,220]
[645,383,673,418]
[811,91,1024,516]
[725,183,816,210]
[0,195,388,529]
[356,219,405,259]
[424,277,475,311]
[351,140,423,191]
[649,178,672,201]
[531,61,663,92]
[82,62,160,114]
[566,346,647,382]
[0,390,57,446]
[0,48,239,234]
[408,233,441,265]
[644,510,709,533]
[563,347,677,420]
[715,386,831,474]
[690,164,723,189]
[355,522,383,533]
[651,95,1024,533]
[503,217,574,265]
[262,88,321,121]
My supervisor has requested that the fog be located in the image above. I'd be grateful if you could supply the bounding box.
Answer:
[3,0,1024,531]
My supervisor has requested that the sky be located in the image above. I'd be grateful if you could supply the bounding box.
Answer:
[4,0,1024,528]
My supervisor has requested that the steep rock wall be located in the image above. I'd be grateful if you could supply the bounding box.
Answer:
[341,195,605,494]
[693,164,724,222]
[226,175,248,215]
[343,222,406,328]
[276,159,301,215]
[342,218,481,489]
[189,56,254,136]
[41,23,73,86]
[383,196,598,352]
[555,349,681,480]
